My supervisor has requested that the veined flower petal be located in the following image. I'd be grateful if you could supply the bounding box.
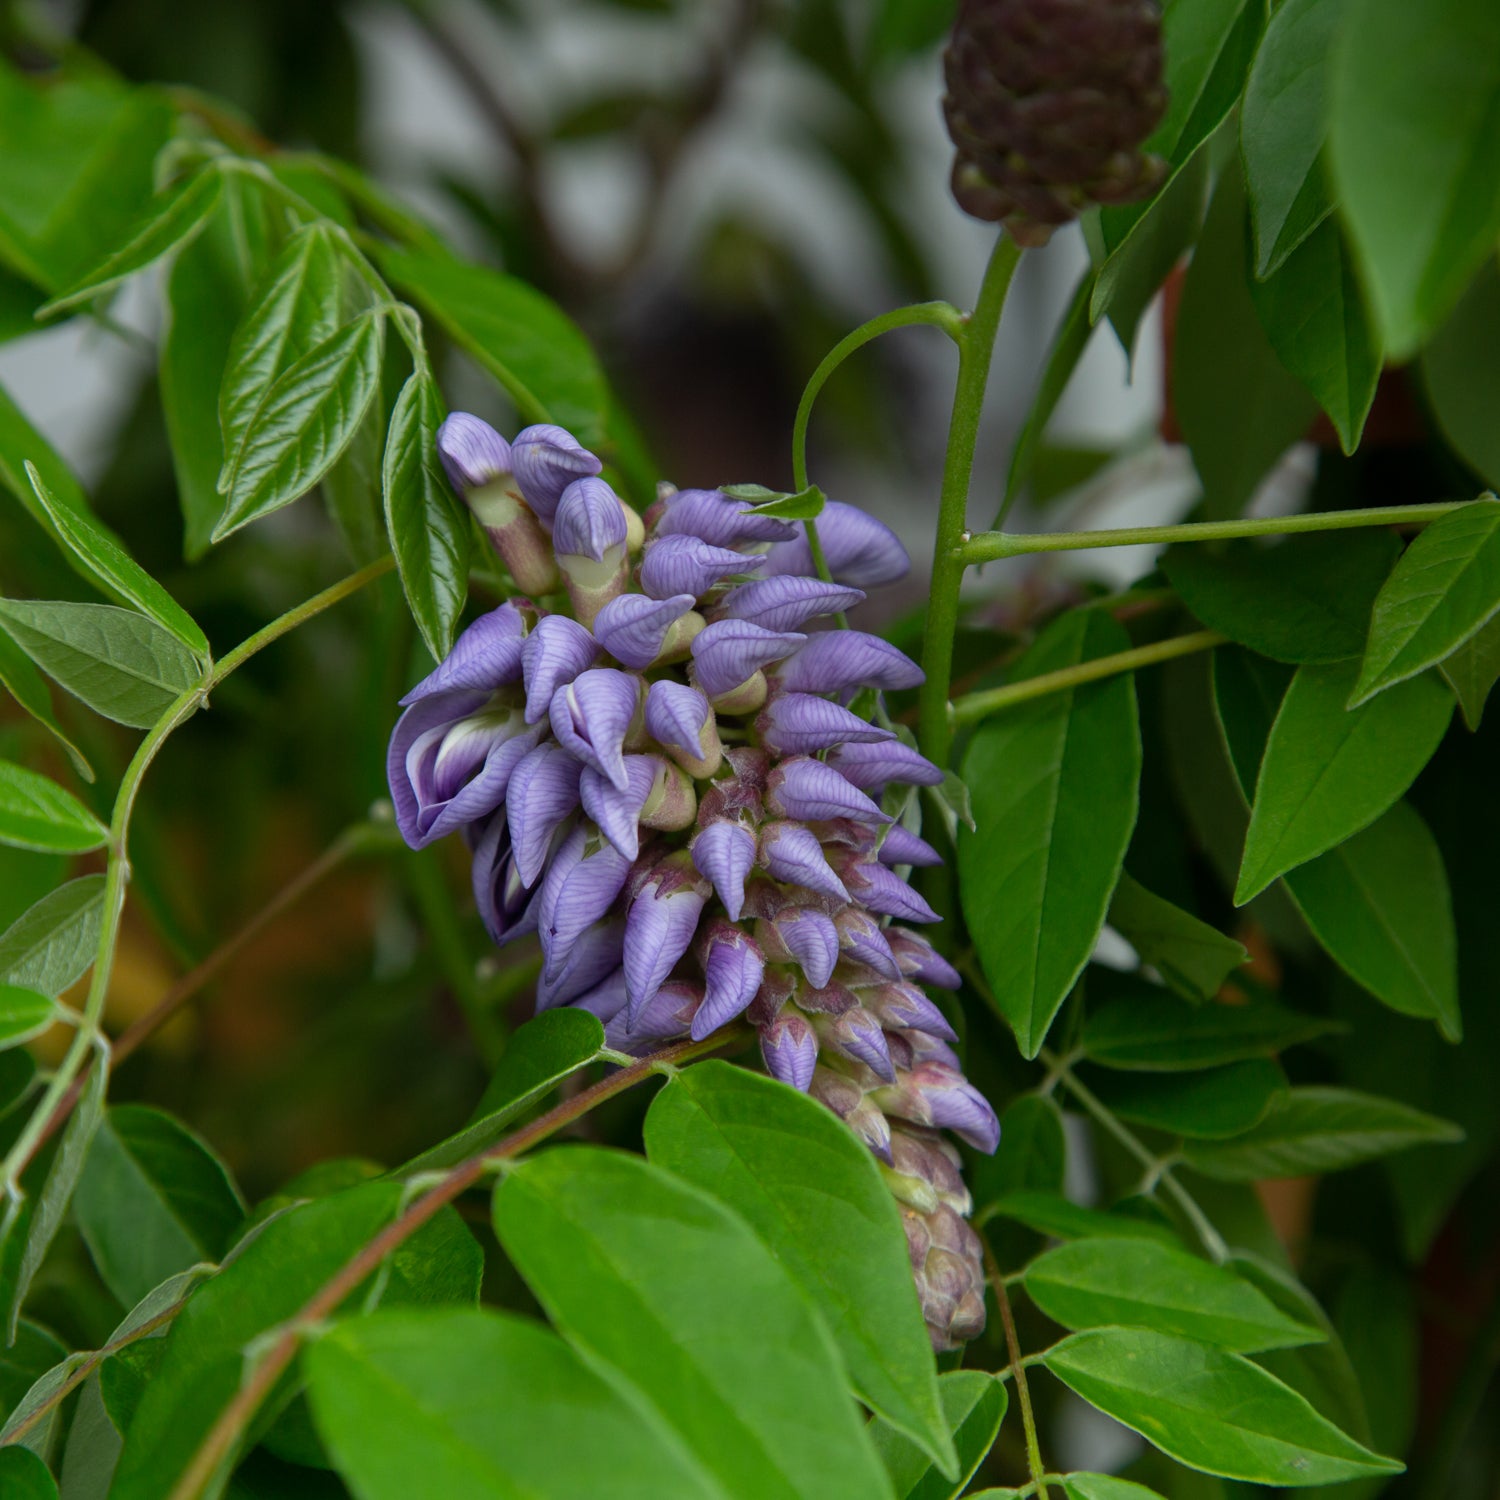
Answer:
[759,500,910,587]
[437,412,512,492]
[535,918,625,1009]
[877,826,943,867]
[759,822,849,903]
[772,906,841,989]
[757,693,893,756]
[775,631,924,694]
[623,871,709,1022]
[511,423,602,522]
[580,755,660,860]
[520,614,600,723]
[654,488,797,546]
[717,576,865,631]
[691,620,805,698]
[768,758,891,825]
[553,476,628,561]
[399,604,528,704]
[506,742,582,886]
[690,820,756,921]
[639,536,758,600]
[694,926,765,1039]
[760,1012,818,1091]
[826,739,945,790]
[592,592,696,669]
[550,669,641,790]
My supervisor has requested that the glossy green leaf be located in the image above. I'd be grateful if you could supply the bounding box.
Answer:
[866,1371,1006,1500]
[0,984,56,1050]
[1173,169,1318,519]
[1329,0,1500,357]
[400,1008,605,1175]
[645,1062,951,1474]
[1249,217,1381,454]
[1240,0,1342,276]
[1082,989,1336,1071]
[1043,1328,1402,1483]
[722,483,825,521]
[0,1444,56,1498]
[1423,261,1500,489]
[1107,872,1247,1001]
[383,370,472,662]
[22,463,209,659]
[214,310,385,541]
[984,1191,1179,1246]
[379,246,610,445]
[1182,1087,1462,1180]
[1087,1059,1286,1140]
[1284,801,1459,1037]
[75,1105,246,1308]
[1236,659,1452,902]
[1352,499,1500,703]
[0,876,105,995]
[0,630,91,780]
[973,1093,1066,1215]
[1439,610,1500,729]
[492,1147,893,1500]
[0,759,106,854]
[958,610,1140,1057]
[1166,534,1397,671]
[1059,1477,1167,1500]
[1026,1237,1321,1352]
[38,167,223,316]
[305,1308,720,1500]
[0,598,202,729]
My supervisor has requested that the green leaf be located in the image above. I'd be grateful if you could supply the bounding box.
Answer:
[958,610,1141,1057]
[214,309,385,541]
[1329,0,1500,357]
[1283,801,1460,1038]
[1352,499,1500,703]
[1239,0,1343,276]
[218,225,342,481]
[644,1062,952,1475]
[973,1093,1066,1214]
[0,876,105,995]
[1081,988,1337,1071]
[22,463,209,659]
[383,370,472,662]
[378,246,610,446]
[0,630,92,780]
[1043,1328,1402,1484]
[0,984,56,1050]
[1164,530,1398,666]
[37,167,223,316]
[1248,217,1382,454]
[399,1008,605,1175]
[0,598,202,729]
[305,1308,721,1500]
[58,1370,119,1495]
[1086,1058,1287,1140]
[1182,1086,1462,1179]
[1107,872,1247,1002]
[74,1105,246,1308]
[1423,261,1500,490]
[492,1146,893,1500]
[1439,610,1500,729]
[1057,1476,1167,1500]
[866,1371,1006,1500]
[1027,1237,1322,1352]
[0,1320,68,1420]
[0,1445,56,1498]
[1173,168,1318,518]
[720,483,826,521]
[1236,659,1453,902]
[0,760,106,854]
[984,1191,1179,1246]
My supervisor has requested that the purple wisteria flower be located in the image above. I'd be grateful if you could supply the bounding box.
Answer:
[391,410,995,1350]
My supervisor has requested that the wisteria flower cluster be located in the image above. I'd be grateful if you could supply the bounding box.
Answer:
[387,414,999,1348]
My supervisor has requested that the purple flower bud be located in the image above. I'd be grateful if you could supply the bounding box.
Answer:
[767,758,891,826]
[553,477,628,562]
[610,980,701,1050]
[693,926,765,1038]
[471,811,536,944]
[846,862,941,923]
[592,592,696,669]
[691,620,806,698]
[580,755,659,860]
[550,669,641,791]
[826,1007,895,1081]
[690,819,756,920]
[888,930,962,989]
[521,614,600,724]
[716,576,866,632]
[400,605,527,705]
[760,500,910,587]
[835,909,902,979]
[506,742,583,885]
[825,739,944,790]
[757,693,894,757]
[760,822,849,903]
[654,488,797,546]
[535,918,624,1009]
[770,906,841,989]
[914,1065,1001,1154]
[878,826,943,868]
[870,981,958,1041]
[538,826,633,977]
[644,680,720,776]
[639,536,758,600]
[510,423,602,522]
[623,863,709,1022]
[573,967,629,1026]
[437,413,512,492]
[761,1012,818,1091]
[775,631,924,694]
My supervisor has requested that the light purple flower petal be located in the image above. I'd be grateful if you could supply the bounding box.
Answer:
[757,693,894,757]
[773,907,841,989]
[767,758,891,826]
[609,980,700,1050]
[759,500,910,587]
[877,826,943,867]
[592,592,696,669]
[437,412,512,493]
[693,929,765,1039]
[470,811,528,944]
[760,823,849,903]
[691,620,806,698]
[690,820,756,921]
[400,604,527,704]
[510,423,602,522]
[717,576,866,631]
[919,1067,1001,1154]
[535,918,624,1009]
[645,680,714,761]
[623,877,708,1022]
[775,631,924,694]
[654,488,797,546]
[506,743,582,886]
[580,756,659,860]
[521,614,600,723]
[829,1007,895,1081]
[848,862,941,923]
[389,693,483,847]
[553,477,627,561]
[538,826,633,976]
[550,669,640,790]
[825,739,944,790]
[761,1012,819,1091]
[573,967,629,1026]
[639,536,758,600]
[872,981,958,1041]
[836,909,902,978]
[888,930,962,989]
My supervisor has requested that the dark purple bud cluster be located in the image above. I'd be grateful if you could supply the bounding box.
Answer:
[388,415,997,1347]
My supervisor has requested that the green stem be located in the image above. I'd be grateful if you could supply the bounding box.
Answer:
[961,501,1469,565]
[918,234,1023,766]
[980,1229,1049,1500]
[950,630,1225,727]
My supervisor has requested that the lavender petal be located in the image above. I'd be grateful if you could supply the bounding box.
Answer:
[768,758,891,826]
[550,668,640,790]
[690,820,756,921]
[760,822,850,903]
[399,604,527,705]
[775,631,924,694]
[510,423,602,522]
[580,755,659,860]
[757,693,894,757]
[691,620,806,698]
[506,742,583,885]
[826,739,945,790]
[760,1013,819,1091]
[654,488,797,546]
[717,576,866,632]
[639,536,758,601]
[592,592,696,669]
[521,614,600,723]
[436,412,512,492]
